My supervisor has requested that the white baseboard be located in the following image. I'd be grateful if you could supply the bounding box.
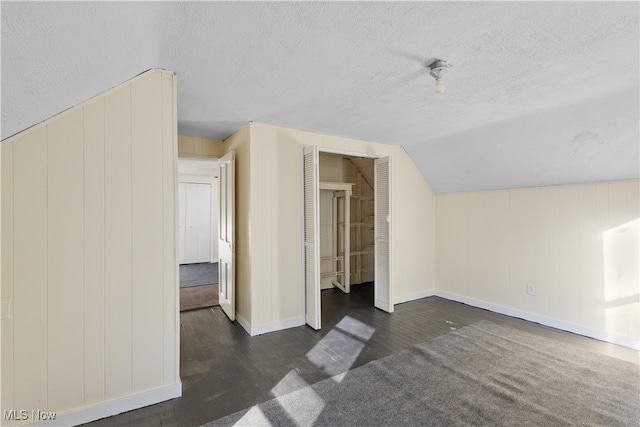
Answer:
[28,382,182,426]
[236,313,305,336]
[393,290,436,305]
[236,291,640,349]
[235,312,251,335]
[434,290,640,350]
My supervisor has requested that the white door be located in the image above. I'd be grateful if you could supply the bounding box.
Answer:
[374,156,393,312]
[218,151,235,321]
[303,145,321,329]
[178,183,187,263]
[178,182,212,264]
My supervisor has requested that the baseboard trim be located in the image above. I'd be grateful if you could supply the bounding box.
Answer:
[29,382,182,426]
[434,290,640,350]
[236,313,251,335]
[394,290,436,305]
[236,313,305,337]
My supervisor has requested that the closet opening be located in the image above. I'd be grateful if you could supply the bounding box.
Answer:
[303,146,392,330]
[319,153,375,295]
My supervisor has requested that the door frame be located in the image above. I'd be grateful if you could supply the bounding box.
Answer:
[177,154,220,264]
[302,146,393,329]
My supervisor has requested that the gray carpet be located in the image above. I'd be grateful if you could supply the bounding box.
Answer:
[202,320,639,427]
[180,262,218,288]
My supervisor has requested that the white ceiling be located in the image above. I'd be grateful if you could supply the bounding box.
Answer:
[2,2,638,193]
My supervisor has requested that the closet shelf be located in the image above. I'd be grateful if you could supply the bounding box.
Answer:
[350,250,373,256]
[343,222,374,227]
[351,170,375,286]
[321,271,344,278]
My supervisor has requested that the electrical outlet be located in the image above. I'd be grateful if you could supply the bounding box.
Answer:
[527,284,535,296]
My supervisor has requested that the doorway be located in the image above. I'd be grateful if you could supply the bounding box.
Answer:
[319,153,375,292]
[303,146,392,330]
[177,155,220,311]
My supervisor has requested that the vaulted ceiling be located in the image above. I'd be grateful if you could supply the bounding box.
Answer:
[2,2,638,193]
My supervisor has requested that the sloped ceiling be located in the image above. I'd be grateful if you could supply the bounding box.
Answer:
[2,1,638,193]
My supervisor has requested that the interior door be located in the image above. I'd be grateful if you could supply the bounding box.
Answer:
[178,182,212,264]
[178,182,187,264]
[218,151,235,321]
[303,145,321,329]
[193,183,212,262]
[374,156,393,312]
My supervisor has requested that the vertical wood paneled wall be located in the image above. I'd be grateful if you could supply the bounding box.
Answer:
[1,69,180,424]
[436,181,639,348]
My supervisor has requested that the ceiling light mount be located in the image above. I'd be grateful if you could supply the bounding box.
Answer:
[428,59,451,94]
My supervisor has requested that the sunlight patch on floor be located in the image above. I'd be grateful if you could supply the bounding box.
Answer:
[275,380,327,425]
[233,405,270,426]
[248,316,376,426]
[306,315,376,379]
[270,369,310,397]
[264,368,326,426]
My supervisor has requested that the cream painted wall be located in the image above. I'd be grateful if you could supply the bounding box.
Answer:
[319,153,344,182]
[178,135,225,157]
[435,180,640,348]
[245,122,436,333]
[0,69,180,425]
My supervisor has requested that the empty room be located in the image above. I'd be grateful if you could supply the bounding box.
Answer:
[1,2,638,426]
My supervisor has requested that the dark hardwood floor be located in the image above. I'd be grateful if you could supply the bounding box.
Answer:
[180,284,219,312]
[84,283,639,427]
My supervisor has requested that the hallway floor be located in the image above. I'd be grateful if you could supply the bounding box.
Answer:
[83,283,638,427]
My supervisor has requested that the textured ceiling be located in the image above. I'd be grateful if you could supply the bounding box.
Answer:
[2,2,638,193]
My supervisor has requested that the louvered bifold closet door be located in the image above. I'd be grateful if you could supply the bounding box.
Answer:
[374,156,393,312]
[303,145,321,329]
